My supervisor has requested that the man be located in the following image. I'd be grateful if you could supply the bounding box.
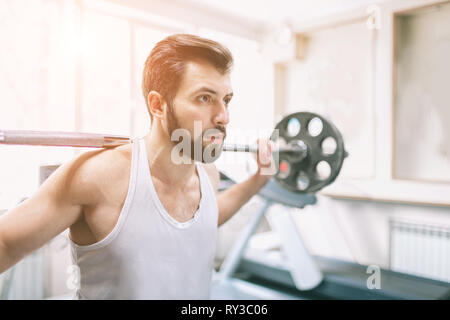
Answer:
[0,34,275,299]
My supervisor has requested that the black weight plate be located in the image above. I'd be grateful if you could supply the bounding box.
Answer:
[270,112,346,194]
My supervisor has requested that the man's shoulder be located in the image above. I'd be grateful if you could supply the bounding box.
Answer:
[76,142,131,176]
[63,143,133,204]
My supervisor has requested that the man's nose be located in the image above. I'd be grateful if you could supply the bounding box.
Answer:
[213,102,229,126]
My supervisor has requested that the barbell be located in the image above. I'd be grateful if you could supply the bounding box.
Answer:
[0,112,347,194]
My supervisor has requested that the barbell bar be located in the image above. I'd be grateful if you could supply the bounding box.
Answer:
[0,130,131,148]
[0,112,347,194]
[0,129,305,155]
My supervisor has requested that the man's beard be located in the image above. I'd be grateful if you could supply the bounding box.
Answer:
[166,102,226,163]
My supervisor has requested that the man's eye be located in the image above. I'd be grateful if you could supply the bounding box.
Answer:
[199,95,211,103]
[224,98,231,105]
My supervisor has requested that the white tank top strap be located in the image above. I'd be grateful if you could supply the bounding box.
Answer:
[69,137,140,251]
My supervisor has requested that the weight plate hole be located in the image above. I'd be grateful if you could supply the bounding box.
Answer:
[277,160,291,179]
[316,161,331,180]
[308,117,323,137]
[296,171,309,191]
[286,118,301,137]
[321,137,337,155]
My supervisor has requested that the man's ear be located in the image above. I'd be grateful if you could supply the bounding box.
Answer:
[147,91,165,120]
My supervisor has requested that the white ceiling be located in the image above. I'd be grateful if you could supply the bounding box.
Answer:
[105,0,390,40]
[179,0,389,25]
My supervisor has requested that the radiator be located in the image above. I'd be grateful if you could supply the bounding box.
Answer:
[390,219,450,283]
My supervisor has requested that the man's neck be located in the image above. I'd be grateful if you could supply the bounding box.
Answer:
[144,127,197,188]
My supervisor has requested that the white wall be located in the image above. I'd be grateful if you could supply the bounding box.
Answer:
[247,0,450,279]
[292,196,450,268]
[0,0,274,298]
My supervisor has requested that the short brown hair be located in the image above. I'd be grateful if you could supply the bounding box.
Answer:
[141,34,233,121]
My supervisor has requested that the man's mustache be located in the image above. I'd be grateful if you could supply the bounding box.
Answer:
[204,126,227,140]
[215,126,226,139]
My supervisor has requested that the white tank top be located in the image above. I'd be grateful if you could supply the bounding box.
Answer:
[69,137,219,299]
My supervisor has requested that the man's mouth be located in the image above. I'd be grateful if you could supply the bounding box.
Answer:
[204,133,224,143]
